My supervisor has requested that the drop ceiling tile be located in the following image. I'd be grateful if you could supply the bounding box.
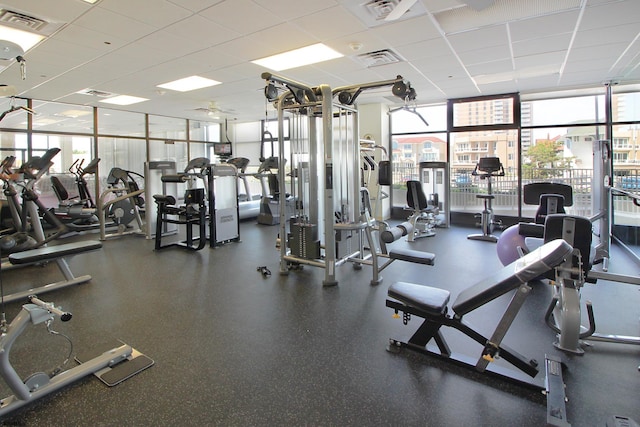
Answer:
[477,80,519,96]
[162,0,225,13]
[215,36,273,63]
[253,0,338,21]
[512,33,572,58]
[447,25,509,52]
[572,24,640,49]
[514,50,566,70]
[466,59,513,77]
[393,37,452,62]
[247,23,317,56]
[136,30,206,59]
[163,14,241,48]
[458,43,511,65]
[567,44,625,65]
[293,5,367,41]
[508,10,579,42]
[98,0,193,28]
[580,0,640,31]
[198,0,284,35]
[372,15,441,48]
[50,23,129,51]
[434,0,581,35]
[73,6,157,40]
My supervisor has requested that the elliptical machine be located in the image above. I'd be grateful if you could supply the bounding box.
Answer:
[48,158,101,229]
[467,156,504,242]
[0,149,68,259]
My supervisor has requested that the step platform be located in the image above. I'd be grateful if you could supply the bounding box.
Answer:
[74,339,154,386]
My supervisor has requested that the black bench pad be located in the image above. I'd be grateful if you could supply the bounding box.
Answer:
[388,281,450,316]
[9,241,102,265]
[518,222,544,238]
[389,248,435,265]
[452,239,572,316]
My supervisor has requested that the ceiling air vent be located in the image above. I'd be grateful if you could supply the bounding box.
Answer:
[76,88,116,98]
[356,49,403,68]
[0,9,48,31]
[345,0,426,27]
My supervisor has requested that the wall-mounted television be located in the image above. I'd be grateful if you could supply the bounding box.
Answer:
[213,142,232,157]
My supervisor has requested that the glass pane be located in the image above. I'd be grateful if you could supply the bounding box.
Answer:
[391,104,444,133]
[612,91,640,122]
[450,130,518,216]
[611,119,640,257]
[30,101,93,133]
[0,131,29,166]
[521,126,600,219]
[522,95,605,127]
[452,96,514,127]
[149,115,186,140]
[98,137,147,193]
[98,109,145,137]
[391,133,447,208]
[190,121,220,142]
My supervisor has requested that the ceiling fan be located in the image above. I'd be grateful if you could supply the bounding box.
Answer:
[194,101,235,118]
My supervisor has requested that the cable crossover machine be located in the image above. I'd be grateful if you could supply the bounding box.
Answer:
[262,72,418,286]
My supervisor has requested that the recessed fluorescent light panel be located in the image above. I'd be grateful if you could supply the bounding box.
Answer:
[157,76,221,92]
[251,43,343,71]
[100,95,149,106]
[0,24,45,53]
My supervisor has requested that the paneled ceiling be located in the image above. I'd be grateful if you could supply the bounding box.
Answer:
[0,0,638,125]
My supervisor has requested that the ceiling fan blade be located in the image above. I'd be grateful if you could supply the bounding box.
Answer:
[384,0,418,21]
[457,0,496,11]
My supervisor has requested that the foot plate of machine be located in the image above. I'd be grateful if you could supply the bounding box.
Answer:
[75,341,154,386]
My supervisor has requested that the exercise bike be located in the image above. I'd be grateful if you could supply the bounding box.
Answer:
[467,156,504,242]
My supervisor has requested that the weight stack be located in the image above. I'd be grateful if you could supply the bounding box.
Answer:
[289,222,321,260]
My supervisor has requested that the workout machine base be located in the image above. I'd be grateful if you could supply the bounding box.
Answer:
[467,233,499,243]
[386,334,544,390]
[75,341,154,386]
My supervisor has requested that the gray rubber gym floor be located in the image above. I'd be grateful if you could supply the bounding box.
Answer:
[0,221,638,426]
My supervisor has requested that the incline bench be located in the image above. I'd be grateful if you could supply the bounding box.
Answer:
[4,240,102,303]
[386,239,574,427]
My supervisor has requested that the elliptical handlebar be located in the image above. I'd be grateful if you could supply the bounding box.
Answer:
[27,295,72,322]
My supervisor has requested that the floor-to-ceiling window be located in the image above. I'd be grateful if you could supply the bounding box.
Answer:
[611,86,640,258]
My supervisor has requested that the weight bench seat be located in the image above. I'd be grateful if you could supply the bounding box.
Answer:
[389,248,435,266]
[8,241,103,265]
[388,282,449,316]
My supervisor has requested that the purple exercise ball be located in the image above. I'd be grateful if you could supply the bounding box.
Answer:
[496,224,527,266]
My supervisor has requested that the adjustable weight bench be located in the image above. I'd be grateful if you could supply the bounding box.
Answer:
[386,239,574,426]
[4,240,102,303]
